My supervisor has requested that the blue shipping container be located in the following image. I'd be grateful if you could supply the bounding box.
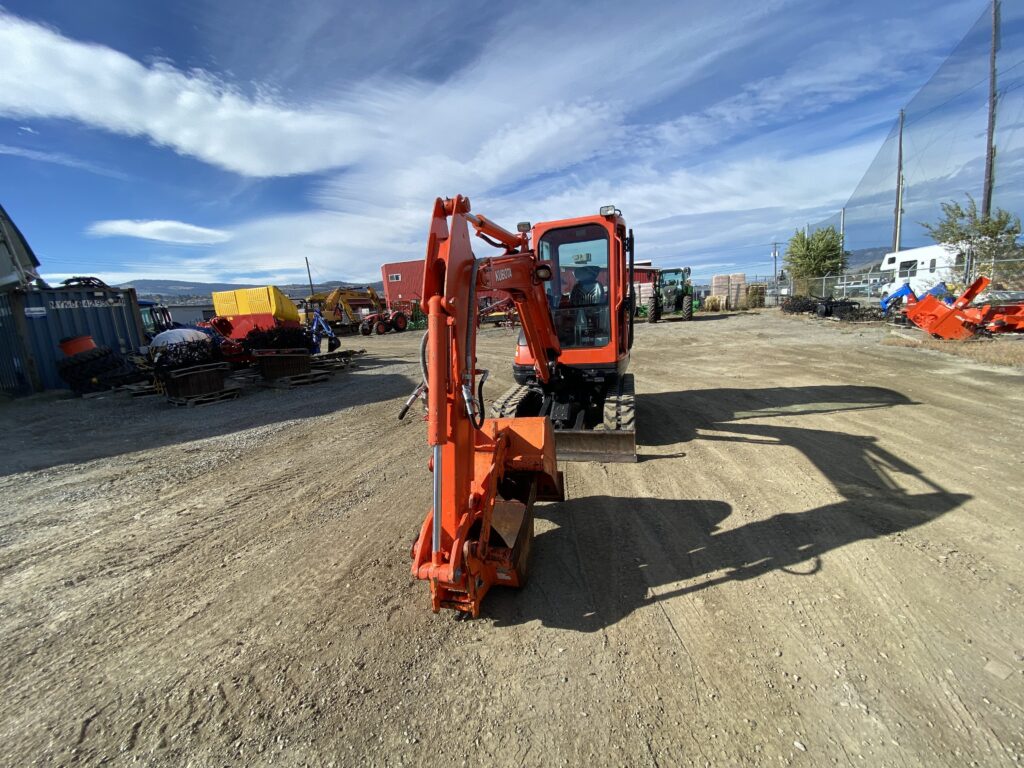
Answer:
[0,286,146,394]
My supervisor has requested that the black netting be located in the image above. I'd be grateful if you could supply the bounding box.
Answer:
[816,2,1024,264]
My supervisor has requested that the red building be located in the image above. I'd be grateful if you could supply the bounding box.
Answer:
[381,260,504,311]
[632,260,658,286]
[380,260,424,310]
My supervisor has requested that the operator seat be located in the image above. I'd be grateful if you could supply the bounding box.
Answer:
[569,267,604,306]
[569,266,605,345]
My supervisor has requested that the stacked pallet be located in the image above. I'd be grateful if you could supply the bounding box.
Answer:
[728,273,747,309]
[711,274,732,310]
[635,282,656,308]
[711,274,731,295]
[746,283,766,308]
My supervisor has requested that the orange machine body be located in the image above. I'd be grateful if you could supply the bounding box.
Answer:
[411,196,563,616]
[513,213,631,377]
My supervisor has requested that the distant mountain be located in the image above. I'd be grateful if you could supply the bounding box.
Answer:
[121,278,384,300]
[846,246,890,273]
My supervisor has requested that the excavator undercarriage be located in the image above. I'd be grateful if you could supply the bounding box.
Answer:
[491,372,636,462]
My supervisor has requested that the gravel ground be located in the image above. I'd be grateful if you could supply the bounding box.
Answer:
[1,310,1022,766]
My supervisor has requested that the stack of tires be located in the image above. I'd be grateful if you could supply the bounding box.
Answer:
[57,346,140,394]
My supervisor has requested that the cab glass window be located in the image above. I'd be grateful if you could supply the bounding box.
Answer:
[538,224,610,348]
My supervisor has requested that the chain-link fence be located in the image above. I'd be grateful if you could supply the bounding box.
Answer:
[785,256,1024,302]
[699,256,1024,311]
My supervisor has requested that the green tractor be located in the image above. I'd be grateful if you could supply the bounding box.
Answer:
[647,267,695,322]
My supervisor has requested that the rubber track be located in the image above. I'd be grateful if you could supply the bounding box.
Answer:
[490,383,532,418]
[600,373,635,432]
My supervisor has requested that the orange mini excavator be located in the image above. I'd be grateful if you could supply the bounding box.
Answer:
[400,195,636,616]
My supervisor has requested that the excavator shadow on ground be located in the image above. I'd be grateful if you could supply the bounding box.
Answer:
[487,384,971,631]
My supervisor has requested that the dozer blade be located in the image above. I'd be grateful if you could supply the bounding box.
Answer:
[555,427,637,463]
[555,371,637,462]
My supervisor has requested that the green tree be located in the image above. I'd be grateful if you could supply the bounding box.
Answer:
[784,226,847,279]
[923,195,1024,289]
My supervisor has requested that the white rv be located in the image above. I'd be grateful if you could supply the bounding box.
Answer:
[877,244,960,300]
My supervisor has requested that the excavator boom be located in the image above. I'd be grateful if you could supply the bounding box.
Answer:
[408,196,564,616]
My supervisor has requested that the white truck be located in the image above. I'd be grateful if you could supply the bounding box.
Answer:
[877,244,960,302]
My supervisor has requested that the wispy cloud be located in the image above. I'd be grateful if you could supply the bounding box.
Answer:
[0,11,375,177]
[17,125,38,135]
[87,219,232,244]
[0,143,128,179]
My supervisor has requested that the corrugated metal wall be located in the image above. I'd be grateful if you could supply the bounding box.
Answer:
[0,286,146,394]
[0,292,33,395]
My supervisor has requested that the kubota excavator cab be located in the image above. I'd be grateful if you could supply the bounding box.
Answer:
[492,207,637,462]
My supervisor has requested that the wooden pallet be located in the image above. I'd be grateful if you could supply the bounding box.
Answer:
[227,369,262,387]
[260,371,329,389]
[316,350,364,365]
[310,358,351,374]
[120,382,160,397]
[167,387,241,407]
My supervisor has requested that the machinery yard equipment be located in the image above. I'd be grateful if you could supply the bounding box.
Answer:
[479,297,517,327]
[401,195,574,616]
[299,286,404,335]
[208,286,302,341]
[815,297,861,319]
[360,308,409,335]
[647,266,694,322]
[307,307,342,353]
[906,276,1024,339]
[137,300,176,339]
[489,205,637,462]
[400,195,640,616]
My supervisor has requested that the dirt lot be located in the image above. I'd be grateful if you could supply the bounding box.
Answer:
[2,311,1022,766]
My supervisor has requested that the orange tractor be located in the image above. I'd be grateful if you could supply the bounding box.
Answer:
[400,196,637,616]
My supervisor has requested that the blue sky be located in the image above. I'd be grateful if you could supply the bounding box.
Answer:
[0,0,996,284]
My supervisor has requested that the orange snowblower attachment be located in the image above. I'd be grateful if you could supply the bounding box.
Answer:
[906,276,991,340]
[406,196,563,617]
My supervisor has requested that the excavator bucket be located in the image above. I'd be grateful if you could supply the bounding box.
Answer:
[485,417,565,501]
[411,416,563,617]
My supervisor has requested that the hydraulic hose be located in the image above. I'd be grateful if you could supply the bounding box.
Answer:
[397,330,430,421]
[419,328,429,383]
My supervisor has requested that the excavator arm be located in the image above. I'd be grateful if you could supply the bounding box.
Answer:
[409,195,564,616]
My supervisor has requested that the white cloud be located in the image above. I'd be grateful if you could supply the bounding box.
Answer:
[17,125,38,135]
[0,143,128,179]
[0,11,373,177]
[1,1,988,284]
[87,220,232,244]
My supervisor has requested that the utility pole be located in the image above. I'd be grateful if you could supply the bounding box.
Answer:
[839,207,845,252]
[894,176,905,254]
[892,108,905,253]
[982,0,1000,219]
[305,256,315,298]
[772,243,778,287]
